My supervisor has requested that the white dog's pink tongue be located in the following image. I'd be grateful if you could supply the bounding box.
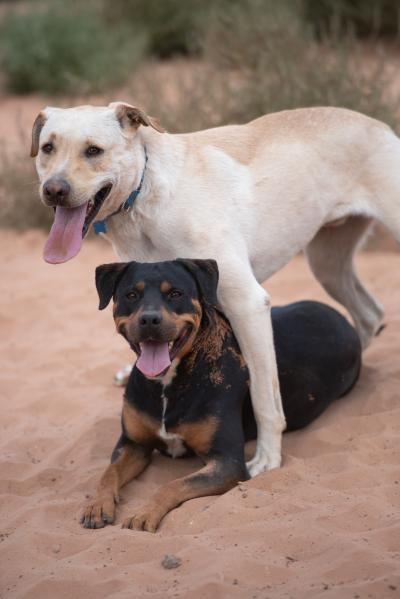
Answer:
[43,203,88,264]
[136,341,171,377]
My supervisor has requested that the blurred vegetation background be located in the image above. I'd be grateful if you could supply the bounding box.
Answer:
[0,0,399,242]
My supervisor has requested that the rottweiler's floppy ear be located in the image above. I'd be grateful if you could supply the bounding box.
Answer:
[177,259,219,307]
[95,262,129,310]
[109,102,164,133]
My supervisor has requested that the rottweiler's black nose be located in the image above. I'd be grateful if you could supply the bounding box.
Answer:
[139,312,162,327]
[43,178,71,206]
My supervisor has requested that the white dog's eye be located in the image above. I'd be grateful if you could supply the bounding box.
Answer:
[85,145,104,158]
[41,143,54,154]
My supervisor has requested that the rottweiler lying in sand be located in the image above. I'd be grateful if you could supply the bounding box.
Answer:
[81,259,361,532]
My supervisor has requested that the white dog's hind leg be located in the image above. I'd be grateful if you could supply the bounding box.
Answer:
[306,216,384,349]
[218,265,286,477]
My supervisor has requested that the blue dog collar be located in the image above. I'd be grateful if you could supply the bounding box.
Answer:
[93,148,148,235]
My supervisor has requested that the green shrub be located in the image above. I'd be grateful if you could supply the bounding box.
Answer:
[136,0,398,136]
[303,0,400,39]
[202,0,398,128]
[0,1,146,94]
[105,0,400,61]
[104,0,213,57]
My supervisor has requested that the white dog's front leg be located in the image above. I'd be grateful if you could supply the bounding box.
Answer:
[218,269,286,477]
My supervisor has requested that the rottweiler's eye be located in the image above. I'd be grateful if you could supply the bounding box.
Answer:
[126,290,139,300]
[85,145,103,157]
[169,289,182,299]
[41,143,54,154]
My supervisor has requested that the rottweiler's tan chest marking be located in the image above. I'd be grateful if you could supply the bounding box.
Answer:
[177,416,219,455]
[123,402,160,445]
[122,401,219,457]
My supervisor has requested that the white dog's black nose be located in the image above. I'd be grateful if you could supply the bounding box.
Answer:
[43,178,71,206]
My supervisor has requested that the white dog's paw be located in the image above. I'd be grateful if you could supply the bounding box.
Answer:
[246,443,282,477]
[113,364,133,387]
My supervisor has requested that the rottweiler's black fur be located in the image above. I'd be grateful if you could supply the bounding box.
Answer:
[81,259,361,532]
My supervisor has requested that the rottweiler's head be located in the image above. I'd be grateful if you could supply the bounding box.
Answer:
[95,259,219,378]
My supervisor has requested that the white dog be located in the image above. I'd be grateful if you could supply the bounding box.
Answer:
[31,103,397,476]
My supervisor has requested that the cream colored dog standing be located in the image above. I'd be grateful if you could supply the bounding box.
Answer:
[31,104,397,476]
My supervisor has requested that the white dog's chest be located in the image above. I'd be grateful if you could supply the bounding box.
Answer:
[107,212,180,263]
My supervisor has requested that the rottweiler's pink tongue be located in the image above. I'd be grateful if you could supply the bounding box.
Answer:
[43,203,88,264]
[136,341,171,377]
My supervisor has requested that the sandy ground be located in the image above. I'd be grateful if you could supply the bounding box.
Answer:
[0,231,399,599]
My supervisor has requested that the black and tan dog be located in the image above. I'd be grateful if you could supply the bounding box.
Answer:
[81,259,361,532]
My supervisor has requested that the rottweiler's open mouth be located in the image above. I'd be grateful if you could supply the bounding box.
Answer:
[82,184,113,238]
[132,324,193,378]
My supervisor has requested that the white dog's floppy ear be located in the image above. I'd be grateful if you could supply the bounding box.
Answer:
[30,111,47,157]
[110,102,165,133]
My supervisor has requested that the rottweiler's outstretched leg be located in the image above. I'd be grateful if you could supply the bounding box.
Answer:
[122,457,247,532]
[81,435,151,529]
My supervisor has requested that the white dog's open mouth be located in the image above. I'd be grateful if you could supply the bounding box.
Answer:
[82,184,113,237]
[43,183,112,265]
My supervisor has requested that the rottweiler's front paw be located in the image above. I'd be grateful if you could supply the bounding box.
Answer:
[122,503,163,533]
[80,494,116,529]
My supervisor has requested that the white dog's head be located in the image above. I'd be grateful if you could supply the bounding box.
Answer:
[31,102,163,264]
